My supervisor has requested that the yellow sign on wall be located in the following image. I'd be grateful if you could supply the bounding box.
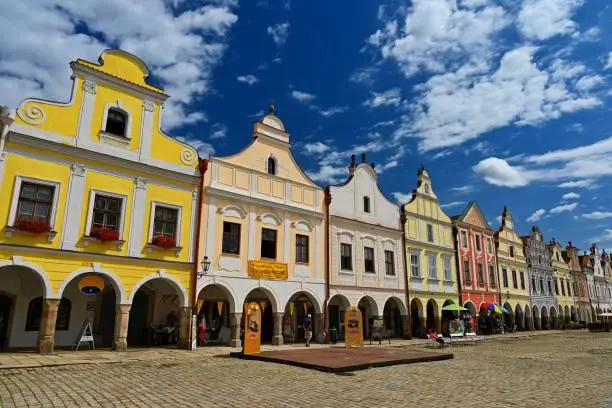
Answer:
[344,306,363,348]
[244,302,261,355]
[248,260,288,280]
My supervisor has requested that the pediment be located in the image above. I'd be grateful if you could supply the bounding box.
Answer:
[463,204,489,229]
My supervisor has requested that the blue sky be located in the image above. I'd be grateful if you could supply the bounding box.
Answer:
[1,0,611,251]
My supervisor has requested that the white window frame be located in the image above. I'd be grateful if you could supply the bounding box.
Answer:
[8,176,62,230]
[460,231,468,248]
[443,256,452,282]
[486,237,492,253]
[410,251,420,278]
[426,224,434,243]
[363,196,371,214]
[101,101,132,140]
[85,189,128,240]
[475,234,482,252]
[428,253,437,280]
[147,201,183,247]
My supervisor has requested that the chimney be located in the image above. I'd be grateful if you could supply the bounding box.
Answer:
[361,153,366,163]
[348,154,356,175]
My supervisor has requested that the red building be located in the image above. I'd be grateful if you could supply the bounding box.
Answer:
[452,202,500,316]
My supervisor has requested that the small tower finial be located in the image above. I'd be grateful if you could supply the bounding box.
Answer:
[361,153,366,163]
[268,103,275,114]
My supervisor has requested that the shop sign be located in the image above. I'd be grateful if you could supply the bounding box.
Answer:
[248,260,288,280]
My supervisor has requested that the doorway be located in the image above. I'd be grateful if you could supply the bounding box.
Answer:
[127,290,150,346]
[0,295,13,350]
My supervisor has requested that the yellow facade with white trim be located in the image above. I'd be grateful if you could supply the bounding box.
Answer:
[0,50,200,351]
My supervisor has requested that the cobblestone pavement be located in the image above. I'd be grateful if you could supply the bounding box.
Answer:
[1,331,612,407]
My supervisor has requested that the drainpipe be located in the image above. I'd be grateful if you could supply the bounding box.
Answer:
[323,187,332,343]
[189,158,208,348]
[0,106,16,154]
[400,207,412,339]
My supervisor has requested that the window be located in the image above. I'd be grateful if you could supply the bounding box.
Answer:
[426,224,434,243]
[489,265,496,285]
[296,234,309,263]
[364,247,375,273]
[461,231,468,248]
[222,222,241,255]
[539,278,544,293]
[16,182,54,225]
[153,206,178,239]
[502,268,509,288]
[567,281,571,296]
[475,235,481,251]
[92,195,122,232]
[384,250,395,275]
[340,243,352,270]
[56,299,71,331]
[561,279,566,296]
[531,277,537,293]
[477,263,484,283]
[556,252,560,261]
[363,196,371,213]
[443,256,452,281]
[486,238,492,253]
[512,270,518,289]
[261,228,277,259]
[105,108,127,137]
[538,255,542,265]
[520,271,525,289]
[463,261,471,283]
[509,246,515,257]
[428,254,437,279]
[267,157,276,175]
[25,297,42,331]
[548,280,552,294]
[410,253,420,278]
[555,279,559,295]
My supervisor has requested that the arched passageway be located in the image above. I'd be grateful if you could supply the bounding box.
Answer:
[358,296,378,339]
[328,294,350,341]
[515,305,524,331]
[244,288,277,344]
[284,291,320,343]
[441,299,456,336]
[426,299,439,332]
[383,297,404,338]
[410,298,424,338]
[197,284,236,346]
[541,307,549,330]
[503,302,514,331]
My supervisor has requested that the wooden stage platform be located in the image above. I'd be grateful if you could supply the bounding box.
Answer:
[229,346,453,373]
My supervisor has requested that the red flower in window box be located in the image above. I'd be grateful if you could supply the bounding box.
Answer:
[14,218,52,234]
[90,227,119,242]
[152,235,176,248]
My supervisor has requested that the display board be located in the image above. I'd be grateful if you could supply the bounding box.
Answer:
[243,302,262,354]
[344,306,363,348]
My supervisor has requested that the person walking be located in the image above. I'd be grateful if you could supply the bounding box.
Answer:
[303,314,313,347]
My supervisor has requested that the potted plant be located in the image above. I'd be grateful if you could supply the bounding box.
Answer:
[90,227,119,242]
[14,218,52,234]
[152,235,176,248]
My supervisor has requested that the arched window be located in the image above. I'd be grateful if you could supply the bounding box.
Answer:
[56,298,71,331]
[363,196,371,213]
[105,108,128,137]
[25,297,42,331]
[267,157,276,175]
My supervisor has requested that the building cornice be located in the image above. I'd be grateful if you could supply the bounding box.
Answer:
[404,211,453,227]
[405,239,456,254]
[330,215,401,235]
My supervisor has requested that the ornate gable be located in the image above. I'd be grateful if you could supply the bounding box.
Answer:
[460,202,490,230]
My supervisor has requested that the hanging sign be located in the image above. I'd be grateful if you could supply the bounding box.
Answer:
[289,301,294,316]
[260,300,267,311]
[197,299,204,314]
[244,302,261,354]
[248,260,288,280]
[303,302,308,315]
[217,301,224,315]
[344,306,363,348]
[79,275,104,296]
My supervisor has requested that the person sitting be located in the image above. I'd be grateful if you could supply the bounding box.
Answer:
[427,329,445,346]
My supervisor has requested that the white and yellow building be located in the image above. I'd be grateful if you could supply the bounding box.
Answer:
[0,50,200,353]
[494,207,530,330]
[328,155,407,340]
[196,106,325,347]
[402,166,459,337]
[549,239,576,326]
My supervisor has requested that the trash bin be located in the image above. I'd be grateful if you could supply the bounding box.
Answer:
[330,327,338,344]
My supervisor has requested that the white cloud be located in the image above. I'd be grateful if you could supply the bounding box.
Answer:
[248,109,265,118]
[472,158,533,187]
[290,90,316,104]
[0,0,238,130]
[392,192,413,203]
[236,74,258,86]
[558,180,594,188]
[176,136,215,158]
[605,52,612,70]
[494,215,502,225]
[581,211,612,220]
[210,123,227,139]
[363,88,402,108]
[517,0,584,41]
[527,209,546,222]
[306,165,346,184]
[267,22,290,46]
[562,192,580,200]
[371,120,395,129]
[349,66,379,85]
[591,229,612,245]
[574,75,605,92]
[318,106,348,117]
[302,142,330,155]
[549,202,578,214]
[432,150,452,160]
[450,185,475,194]
[440,201,466,209]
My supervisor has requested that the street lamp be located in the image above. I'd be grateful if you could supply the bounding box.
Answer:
[198,256,211,278]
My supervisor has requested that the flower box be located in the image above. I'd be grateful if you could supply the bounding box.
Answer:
[151,235,176,248]
[90,227,120,242]
[14,219,51,234]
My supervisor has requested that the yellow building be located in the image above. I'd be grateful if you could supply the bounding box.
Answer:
[494,207,531,330]
[0,50,200,353]
[402,166,459,337]
[195,106,325,347]
[549,238,576,327]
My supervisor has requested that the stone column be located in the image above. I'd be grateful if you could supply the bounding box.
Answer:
[402,315,411,339]
[315,313,324,343]
[230,313,242,348]
[272,313,284,346]
[37,299,60,354]
[177,307,193,349]
[112,304,131,352]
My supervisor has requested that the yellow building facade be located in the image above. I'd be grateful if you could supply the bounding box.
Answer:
[402,166,459,337]
[494,207,531,330]
[0,50,200,353]
[549,239,576,326]
[195,106,326,347]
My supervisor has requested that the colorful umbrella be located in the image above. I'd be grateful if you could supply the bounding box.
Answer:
[500,305,510,314]
[487,303,503,314]
[442,304,469,312]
